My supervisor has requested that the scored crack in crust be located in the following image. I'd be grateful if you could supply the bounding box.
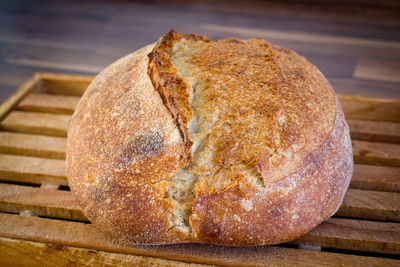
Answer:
[66,30,353,245]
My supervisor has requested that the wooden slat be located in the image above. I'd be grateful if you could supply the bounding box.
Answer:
[0,183,84,221]
[0,132,66,159]
[0,154,67,186]
[0,74,39,122]
[339,95,400,122]
[0,111,69,137]
[17,93,80,115]
[293,217,400,255]
[40,73,92,96]
[337,189,400,221]
[351,165,400,192]
[353,140,400,167]
[348,119,400,144]
[0,213,397,266]
[0,237,205,267]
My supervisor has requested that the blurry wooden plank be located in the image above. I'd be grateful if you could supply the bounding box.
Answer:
[348,119,400,143]
[336,189,400,221]
[200,24,400,49]
[6,58,102,74]
[301,52,357,78]
[0,183,84,221]
[0,237,205,267]
[0,132,66,159]
[330,78,400,99]
[339,95,400,122]
[351,165,400,192]
[0,213,397,266]
[40,73,92,96]
[293,217,400,255]
[0,111,69,137]
[0,154,67,186]
[0,74,39,121]
[17,93,80,114]
[354,57,400,83]
[353,140,400,167]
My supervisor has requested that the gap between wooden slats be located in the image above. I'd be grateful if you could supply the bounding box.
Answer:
[0,213,398,266]
[0,237,206,267]
[0,183,398,223]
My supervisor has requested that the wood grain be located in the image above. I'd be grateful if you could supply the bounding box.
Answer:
[17,93,80,115]
[0,213,398,266]
[293,217,400,254]
[0,111,69,137]
[351,164,400,192]
[352,165,400,192]
[0,132,66,159]
[339,95,400,122]
[354,57,400,83]
[337,189,400,221]
[0,237,207,267]
[0,74,39,122]
[0,183,84,221]
[40,73,92,96]
[0,154,67,186]
[353,140,400,167]
[348,119,400,144]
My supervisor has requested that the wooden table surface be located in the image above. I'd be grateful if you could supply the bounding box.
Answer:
[0,0,400,103]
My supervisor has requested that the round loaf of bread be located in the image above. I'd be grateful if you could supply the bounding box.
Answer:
[67,30,353,245]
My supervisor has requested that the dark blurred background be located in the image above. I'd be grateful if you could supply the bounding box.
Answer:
[1,0,400,103]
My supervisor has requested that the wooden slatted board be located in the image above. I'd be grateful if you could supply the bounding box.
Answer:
[0,73,399,266]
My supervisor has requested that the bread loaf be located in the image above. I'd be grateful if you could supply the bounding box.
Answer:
[67,30,353,245]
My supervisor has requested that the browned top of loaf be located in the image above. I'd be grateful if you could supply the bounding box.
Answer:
[148,30,336,187]
[67,30,352,245]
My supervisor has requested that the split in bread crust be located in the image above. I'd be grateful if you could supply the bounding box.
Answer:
[67,30,353,245]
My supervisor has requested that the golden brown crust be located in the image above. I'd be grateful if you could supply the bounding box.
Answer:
[190,98,352,245]
[67,30,353,245]
[67,45,189,243]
